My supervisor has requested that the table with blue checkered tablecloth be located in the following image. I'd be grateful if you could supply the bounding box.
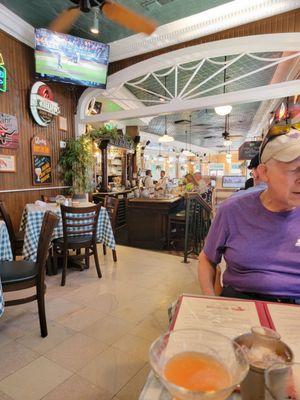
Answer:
[0,220,13,317]
[20,203,116,262]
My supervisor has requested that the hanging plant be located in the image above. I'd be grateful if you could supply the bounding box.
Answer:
[87,124,135,150]
[59,135,94,194]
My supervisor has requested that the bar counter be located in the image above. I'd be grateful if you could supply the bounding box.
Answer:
[127,196,183,249]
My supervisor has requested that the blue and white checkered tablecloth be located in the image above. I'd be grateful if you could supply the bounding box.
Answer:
[0,220,13,317]
[20,204,116,262]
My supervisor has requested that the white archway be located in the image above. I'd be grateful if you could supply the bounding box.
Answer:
[76,33,300,132]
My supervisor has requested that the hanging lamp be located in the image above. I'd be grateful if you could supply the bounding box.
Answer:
[158,76,174,143]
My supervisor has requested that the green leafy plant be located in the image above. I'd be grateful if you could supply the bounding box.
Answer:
[59,135,94,194]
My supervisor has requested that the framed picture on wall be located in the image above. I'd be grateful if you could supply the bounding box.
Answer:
[58,116,68,131]
[0,154,16,172]
[31,135,52,185]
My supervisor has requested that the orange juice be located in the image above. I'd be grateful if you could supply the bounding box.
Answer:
[164,351,232,392]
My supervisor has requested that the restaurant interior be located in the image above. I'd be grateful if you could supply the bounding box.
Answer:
[0,1,300,399]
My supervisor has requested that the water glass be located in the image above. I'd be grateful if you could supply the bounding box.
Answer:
[265,362,300,399]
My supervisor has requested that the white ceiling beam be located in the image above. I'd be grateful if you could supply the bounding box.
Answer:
[107,33,300,89]
[82,80,300,123]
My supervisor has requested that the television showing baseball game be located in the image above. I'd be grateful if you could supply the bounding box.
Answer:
[35,28,109,88]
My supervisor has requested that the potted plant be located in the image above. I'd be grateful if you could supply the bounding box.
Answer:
[59,135,94,199]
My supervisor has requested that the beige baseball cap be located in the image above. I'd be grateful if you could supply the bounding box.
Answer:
[260,128,300,163]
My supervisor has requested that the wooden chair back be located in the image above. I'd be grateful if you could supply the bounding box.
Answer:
[36,211,59,278]
[41,195,57,203]
[0,200,17,245]
[103,196,119,232]
[60,204,101,245]
[72,194,87,202]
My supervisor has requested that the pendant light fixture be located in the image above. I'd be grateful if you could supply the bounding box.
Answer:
[90,8,99,34]
[159,76,174,143]
[159,114,174,143]
[215,56,232,116]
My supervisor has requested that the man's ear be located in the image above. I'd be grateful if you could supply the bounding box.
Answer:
[257,163,268,183]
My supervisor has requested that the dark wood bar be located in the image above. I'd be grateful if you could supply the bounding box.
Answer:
[127,197,183,249]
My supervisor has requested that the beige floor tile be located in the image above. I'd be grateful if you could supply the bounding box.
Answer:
[45,298,83,321]
[83,315,134,345]
[0,357,71,400]
[0,342,39,381]
[0,309,40,339]
[57,307,105,332]
[116,364,150,400]
[0,389,14,400]
[42,374,112,400]
[0,331,13,350]
[45,332,107,372]
[112,334,151,362]
[129,318,165,342]
[78,346,146,395]
[16,321,75,355]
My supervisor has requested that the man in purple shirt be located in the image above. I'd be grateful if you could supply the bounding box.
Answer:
[198,129,300,304]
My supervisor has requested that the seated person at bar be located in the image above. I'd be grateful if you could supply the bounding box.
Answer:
[198,129,300,304]
[156,170,168,191]
[185,173,201,192]
[143,169,155,190]
[193,172,207,194]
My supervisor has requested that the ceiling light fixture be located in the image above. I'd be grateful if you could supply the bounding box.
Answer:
[223,138,232,147]
[215,56,232,116]
[90,9,99,34]
[159,77,174,143]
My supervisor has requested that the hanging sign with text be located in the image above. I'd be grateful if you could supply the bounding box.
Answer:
[31,135,52,184]
[238,141,262,160]
[0,113,19,149]
[30,81,60,126]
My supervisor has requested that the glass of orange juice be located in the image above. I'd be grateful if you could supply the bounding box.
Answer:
[149,329,249,400]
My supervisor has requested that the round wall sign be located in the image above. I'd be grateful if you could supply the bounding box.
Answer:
[30,81,60,127]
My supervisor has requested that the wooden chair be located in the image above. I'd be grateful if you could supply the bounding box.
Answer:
[0,211,59,337]
[41,195,57,203]
[0,201,24,259]
[52,204,102,286]
[72,194,87,202]
[103,196,118,262]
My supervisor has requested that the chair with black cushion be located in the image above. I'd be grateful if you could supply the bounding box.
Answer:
[0,201,25,259]
[53,204,102,286]
[102,196,118,262]
[0,211,59,337]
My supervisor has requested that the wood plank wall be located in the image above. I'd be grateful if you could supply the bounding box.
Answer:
[0,30,84,228]
[109,9,300,74]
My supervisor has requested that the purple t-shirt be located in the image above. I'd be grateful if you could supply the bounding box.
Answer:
[203,190,300,297]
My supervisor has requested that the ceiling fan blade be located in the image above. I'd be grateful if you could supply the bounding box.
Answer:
[102,1,156,35]
[49,6,81,33]
[174,119,190,124]
[229,135,244,138]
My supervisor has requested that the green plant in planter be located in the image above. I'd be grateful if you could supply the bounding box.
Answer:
[59,135,94,195]
[88,125,119,141]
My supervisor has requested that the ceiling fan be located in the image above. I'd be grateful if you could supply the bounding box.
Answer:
[222,115,243,141]
[49,0,157,35]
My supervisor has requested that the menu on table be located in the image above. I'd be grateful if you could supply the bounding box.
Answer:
[171,295,300,360]
[266,303,300,362]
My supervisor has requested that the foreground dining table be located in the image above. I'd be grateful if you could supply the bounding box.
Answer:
[0,220,14,317]
[20,203,116,261]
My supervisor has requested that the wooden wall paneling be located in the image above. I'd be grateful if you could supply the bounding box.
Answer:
[108,9,300,74]
[0,29,84,228]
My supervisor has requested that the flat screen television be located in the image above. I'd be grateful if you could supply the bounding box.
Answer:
[35,28,109,88]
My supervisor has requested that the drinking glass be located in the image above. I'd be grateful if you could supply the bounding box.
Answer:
[265,362,300,399]
[149,329,249,400]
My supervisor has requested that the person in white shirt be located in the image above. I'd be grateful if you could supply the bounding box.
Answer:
[156,170,168,191]
[143,169,154,190]
[193,172,207,194]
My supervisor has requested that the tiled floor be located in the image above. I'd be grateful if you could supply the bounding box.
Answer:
[0,245,200,400]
